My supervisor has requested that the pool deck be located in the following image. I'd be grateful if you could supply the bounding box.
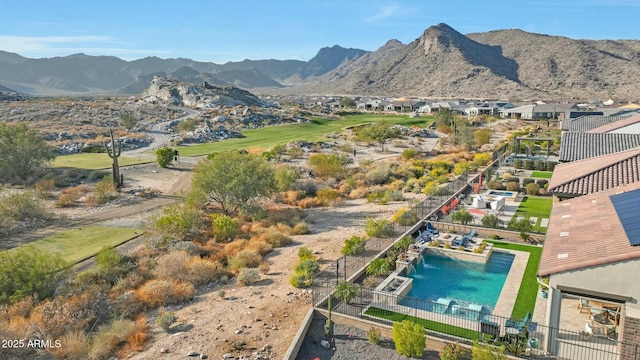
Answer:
[492,249,530,318]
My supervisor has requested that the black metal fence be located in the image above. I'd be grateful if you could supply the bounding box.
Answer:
[314,286,638,360]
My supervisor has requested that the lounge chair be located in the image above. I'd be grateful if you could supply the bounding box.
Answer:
[426,222,439,235]
[505,312,531,332]
[469,229,477,239]
[578,298,591,314]
[467,303,487,320]
[452,235,470,248]
[433,298,454,314]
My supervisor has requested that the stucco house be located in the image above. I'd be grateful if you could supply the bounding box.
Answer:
[539,181,640,358]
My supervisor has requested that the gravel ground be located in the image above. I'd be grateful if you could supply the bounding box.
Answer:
[296,314,444,360]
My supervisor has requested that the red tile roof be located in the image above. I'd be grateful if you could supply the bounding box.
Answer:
[548,147,640,195]
[586,114,640,133]
[539,181,640,276]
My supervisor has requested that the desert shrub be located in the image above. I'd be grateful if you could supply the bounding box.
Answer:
[523,159,534,170]
[394,235,414,251]
[297,197,321,209]
[522,178,535,187]
[245,239,273,256]
[0,246,68,305]
[224,239,248,256]
[536,179,549,188]
[365,165,392,185]
[506,181,520,192]
[471,340,506,360]
[136,279,195,307]
[453,161,469,175]
[440,342,465,360]
[34,178,55,198]
[237,268,260,286]
[156,311,177,333]
[94,247,130,284]
[472,153,491,166]
[525,182,540,195]
[50,330,91,359]
[0,191,49,221]
[89,318,137,360]
[291,222,309,235]
[366,258,392,277]
[316,188,339,205]
[402,148,419,160]
[86,177,118,206]
[368,327,382,345]
[308,153,348,179]
[341,235,366,256]
[294,259,320,277]
[546,161,557,171]
[111,290,145,320]
[393,320,426,357]
[211,214,240,241]
[513,159,523,169]
[258,262,270,274]
[273,165,300,191]
[169,241,201,255]
[281,190,301,204]
[149,203,203,246]
[227,249,261,271]
[257,227,292,247]
[364,218,394,237]
[29,288,104,338]
[487,180,504,190]
[534,160,546,170]
[392,208,418,226]
[298,246,316,261]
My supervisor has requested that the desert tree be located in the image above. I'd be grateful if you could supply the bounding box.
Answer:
[0,123,55,182]
[451,209,474,225]
[189,151,276,215]
[118,110,138,131]
[356,120,401,151]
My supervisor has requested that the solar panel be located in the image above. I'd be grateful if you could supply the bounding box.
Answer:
[610,189,640,246]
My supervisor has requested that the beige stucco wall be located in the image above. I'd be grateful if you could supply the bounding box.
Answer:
[550,259,640,318]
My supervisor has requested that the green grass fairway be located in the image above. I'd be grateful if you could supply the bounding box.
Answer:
[52,153,153,170]
[512,196,553,232]
[176,114,434,157]
[6,227,143,264]
[531,171,552,178]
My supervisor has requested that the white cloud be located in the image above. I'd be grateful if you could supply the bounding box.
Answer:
[363,3,400,22]
[0,35,169,60]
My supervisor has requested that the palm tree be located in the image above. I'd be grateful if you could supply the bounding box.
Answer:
[366,258,392,277]
[451,209,473,225]
[335,281,358,304]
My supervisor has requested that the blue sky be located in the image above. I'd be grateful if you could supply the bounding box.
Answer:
[1,0,639,63]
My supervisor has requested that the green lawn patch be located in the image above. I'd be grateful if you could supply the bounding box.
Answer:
[52,153,153,170]
[512,196,553,232]
[364,307,480,340]
[530,171,552,179]
[489,241,542,318]
[6,226,143,264]
[176,114,434,157]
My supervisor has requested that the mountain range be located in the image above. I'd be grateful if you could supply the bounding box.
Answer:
[1,23,639,100]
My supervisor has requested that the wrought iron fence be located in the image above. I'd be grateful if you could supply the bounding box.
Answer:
[313,286,638,360]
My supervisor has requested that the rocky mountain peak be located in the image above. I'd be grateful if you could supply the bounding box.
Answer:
[421,22,468,55]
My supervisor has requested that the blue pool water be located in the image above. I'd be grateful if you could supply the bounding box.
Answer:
[399,252,514,311]
[487,190,515,197]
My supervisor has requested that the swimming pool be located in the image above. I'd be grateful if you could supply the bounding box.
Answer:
[399,251,514,312]
[486,190,515,197]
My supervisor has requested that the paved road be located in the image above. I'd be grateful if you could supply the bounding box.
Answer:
[125,109,200,156]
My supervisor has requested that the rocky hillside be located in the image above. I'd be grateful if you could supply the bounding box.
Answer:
[293,23,640,100]
[140,76,266,108]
